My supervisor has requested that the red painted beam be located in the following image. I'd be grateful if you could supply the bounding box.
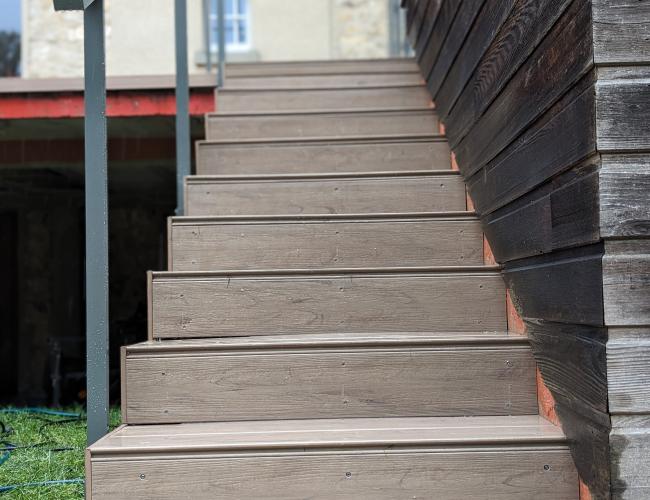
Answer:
[0,89,215,119]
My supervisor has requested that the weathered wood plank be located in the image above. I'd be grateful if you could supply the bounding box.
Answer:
[225,59,420,78]
[600,154,650,238]
[150,269,507,339]
[453,0,593,173]
[445,0,574,147]
[195,137,450,175]
[205,109,439,142]
[465,72,596,214]
[169,215,483,271]
[185,171,466,216]
[593,0,650,65]
[216,86,433,113]
[596,67,650,152]
[225,73,424,90]
[427,0,486,97]
[503,244,604,326]
[434,0,516,118]
[603,240,650,327]
[611,415,650,500]
[414,0,443,60]
[124,336,536,424]
[608,328,650,414]
[483,159,600,263]
[418,0,461,79]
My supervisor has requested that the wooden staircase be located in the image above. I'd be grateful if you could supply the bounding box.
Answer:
[86,59,579,499]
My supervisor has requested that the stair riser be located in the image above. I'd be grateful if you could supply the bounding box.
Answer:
[149,273,507,339]
[89,449,578,500]
[205,110,438,141]
[217,86,432,113]
[196,140,450,175]
[168,219,483,271]
[225,73,424,89]
[185,174,465,216]
[225,60,421,77]
[123,346,537,424]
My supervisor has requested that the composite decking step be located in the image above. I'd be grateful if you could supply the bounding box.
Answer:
[205,108,439,141]
[185,171,464,215]
[148,267,506,340]
[195,136,450,175]
[224,58,421,77]
[167,213,483,271]
[224,72,424,89]
[216,85,433,113]
[87,415,578,500]
[122,332,537,425]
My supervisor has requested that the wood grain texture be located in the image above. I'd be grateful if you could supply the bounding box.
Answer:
[593,0,650,65]
[150,269,507,339]
[608,328,650,414]
[453,0,594,173]
[224,59,421,78]
[195,137,450,175]
[418,0,461,79]
[427,0,486,97]
[414,0,443,60]
[603,240,650,327]
[205,109,439,142]
[446,0,574,147]
[503,244,604,326]
[124,338,536,423]
[168,215,484,271]
[611,415,650,500]
[596,67,650,152]
[225,73,425,90]
[216,86,433,113]
[185,172,466,216]
[434,0,516,118]
[600,154,650,238]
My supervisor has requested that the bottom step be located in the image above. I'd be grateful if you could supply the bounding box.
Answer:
[87,416,578,499]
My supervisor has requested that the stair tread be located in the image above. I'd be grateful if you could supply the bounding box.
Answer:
[207,106,437,117]
[90,416,564,455]
[126,331,527,353]
[187,169,458,182]
[171,212,478,223]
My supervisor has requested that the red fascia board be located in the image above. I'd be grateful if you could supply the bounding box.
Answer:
[0,89,215,119]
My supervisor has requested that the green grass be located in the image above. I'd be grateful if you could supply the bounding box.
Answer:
[0,407,120,499]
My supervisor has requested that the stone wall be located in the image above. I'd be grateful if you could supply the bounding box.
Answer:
[332,0,390,59]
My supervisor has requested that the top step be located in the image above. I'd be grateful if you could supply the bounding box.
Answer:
[225,72,424,90]
[225,58,421,78]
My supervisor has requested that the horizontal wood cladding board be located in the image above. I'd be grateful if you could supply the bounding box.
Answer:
[600,154,650,238]
[603,240,650,327]
[427,0,486,97]
[168,215,484,271]
[216,86,433,113]
[123,336,536,424]
[204,109,439,142]
[434,0,516,117]
[596,66,650,152]
[482,159,600,263]
[414,0,443,59]
[408,0,430,45]
[225,59,420,78]
[465,72,596,215]
[453,0,594,174]
[610,415,650,500]
[608,328,650,414]
[418,0,460,79]
[195,137,450,175]
[445,0,575,147]
[593,0,650,64]
[503,244,605,326]
[149,269,507,339]
[185,172,466,216]
[224,73,425,90]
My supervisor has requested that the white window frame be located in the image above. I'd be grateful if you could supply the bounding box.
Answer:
[210,0,251,54]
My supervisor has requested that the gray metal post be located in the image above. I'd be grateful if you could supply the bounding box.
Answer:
[175,0,191,215]
[217,0,226,87]
[84,0,109,447]
[54,0,109,449]
[203,0,212,72]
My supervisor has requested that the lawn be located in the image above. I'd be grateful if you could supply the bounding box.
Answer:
[0,407,120,499]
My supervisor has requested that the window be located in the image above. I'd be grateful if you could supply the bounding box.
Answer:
[211,0,250,53]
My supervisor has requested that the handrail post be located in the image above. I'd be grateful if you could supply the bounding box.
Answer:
[175,0,190,215]
[202,0,212,72]
[217,0,226,87]
[53,0,109,446]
